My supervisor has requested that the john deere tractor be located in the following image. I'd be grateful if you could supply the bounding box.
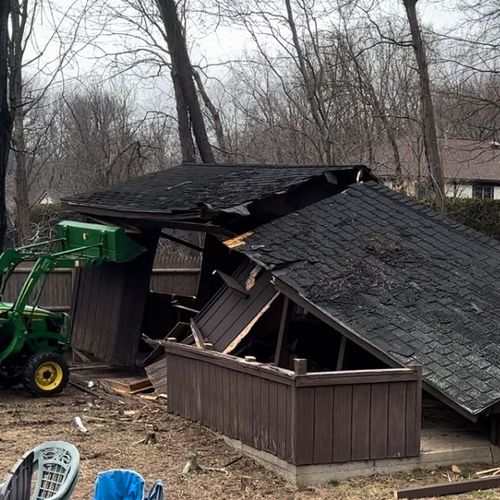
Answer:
[0,221,145,396]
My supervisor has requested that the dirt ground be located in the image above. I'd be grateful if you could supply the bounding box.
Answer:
[1,386,499,499]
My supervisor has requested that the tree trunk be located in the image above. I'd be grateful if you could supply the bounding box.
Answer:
[193,70,230,161]
[171,69,195,163]
[403,0,445,211]
[9,0,30,244]
[12,120,29,244]
[0,0,12,250]
[155,0,215,164]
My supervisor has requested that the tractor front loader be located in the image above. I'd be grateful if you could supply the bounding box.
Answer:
[0,221,145,396]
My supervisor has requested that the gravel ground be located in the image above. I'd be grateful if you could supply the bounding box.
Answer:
[0,386,498,499]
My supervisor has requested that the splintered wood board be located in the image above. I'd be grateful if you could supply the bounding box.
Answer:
[144,355,168,394]
[101,376,153,395]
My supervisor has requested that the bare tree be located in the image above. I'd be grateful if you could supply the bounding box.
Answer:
[7,0,98,243]
[8,0,30,244]
[92,0,216,163]
[155,0,215,163]
[0,0,12,250]
[58,85,149,191]
[402,0,445,211]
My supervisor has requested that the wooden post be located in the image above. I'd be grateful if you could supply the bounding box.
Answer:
[274,296,291,367]
[490,414,500,445]
[293,358,307,375]
[336,335,346,371]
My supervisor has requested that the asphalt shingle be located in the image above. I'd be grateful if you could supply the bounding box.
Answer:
[63,164,366,215]
[238,181,500,416]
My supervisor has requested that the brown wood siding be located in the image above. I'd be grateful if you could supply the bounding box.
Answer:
[70,230,159,366]
[2,268,74,311]
[165,343,422,466]
[3,260,200,311]
[195,264,278,352]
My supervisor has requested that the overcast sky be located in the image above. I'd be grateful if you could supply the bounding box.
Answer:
[25,0,463,111]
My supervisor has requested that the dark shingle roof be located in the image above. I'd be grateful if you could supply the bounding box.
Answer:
[238,181,500,416]
[63,164,367,215]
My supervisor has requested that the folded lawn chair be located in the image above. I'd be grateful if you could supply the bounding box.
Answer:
[0,441,80,500]
[93,470,164,500]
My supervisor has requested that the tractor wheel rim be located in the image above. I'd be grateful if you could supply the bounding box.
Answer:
[35,362,63,391]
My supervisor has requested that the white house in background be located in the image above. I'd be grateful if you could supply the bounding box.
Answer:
[370,137,500,200]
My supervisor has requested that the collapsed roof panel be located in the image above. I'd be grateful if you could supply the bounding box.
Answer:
[62,164,370,220]
[194,263,278,353]
[233,181,500,417]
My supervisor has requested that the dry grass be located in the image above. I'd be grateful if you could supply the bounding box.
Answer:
[0,386,498,499]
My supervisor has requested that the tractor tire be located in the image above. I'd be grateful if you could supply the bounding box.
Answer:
[23,352,69,397]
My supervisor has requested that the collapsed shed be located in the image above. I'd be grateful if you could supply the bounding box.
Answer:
[64,163,500,485]
[62,163,370,365]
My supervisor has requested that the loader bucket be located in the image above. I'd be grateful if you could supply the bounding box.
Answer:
[56,221,145,263]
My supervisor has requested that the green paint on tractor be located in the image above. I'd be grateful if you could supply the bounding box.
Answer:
[0,221,145,396]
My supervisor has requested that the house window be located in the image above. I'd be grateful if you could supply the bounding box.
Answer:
[472,185,494,199]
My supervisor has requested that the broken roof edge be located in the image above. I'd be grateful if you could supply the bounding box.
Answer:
[63,164,374,223]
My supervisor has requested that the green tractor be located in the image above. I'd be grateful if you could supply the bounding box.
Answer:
[0,221,145,396]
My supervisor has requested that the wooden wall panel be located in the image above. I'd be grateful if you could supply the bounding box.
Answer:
[370,383,389,459]
[388,382,407,458]
[194,263,279,352]
[71,230,158,366]
[3,259,200,311]
[313,386,334,464]
[351,385,371,460]
[164,344,422,467]
[332,386,353,462]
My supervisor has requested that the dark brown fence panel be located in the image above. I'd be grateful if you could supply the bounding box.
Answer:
[150,270,200,296]
[2,255,201,310]
[166,345,296,463]
[2,268,74,310]
[293,374,421,465]
[165,343,422,467]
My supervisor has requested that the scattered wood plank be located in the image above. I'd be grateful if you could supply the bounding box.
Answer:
[223,231,254,249]
[395,476,500,499]
[144,355,168,395]
[190,319,206,349]
[69,361,110,372]
[476,467,500,476]
[100,376,153,395]
[70,379,126,405]
[74,416,88,433]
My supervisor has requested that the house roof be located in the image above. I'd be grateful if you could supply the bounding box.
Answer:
[371,138,500,182]
[235,181,500,417]
[63,163,369,219]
